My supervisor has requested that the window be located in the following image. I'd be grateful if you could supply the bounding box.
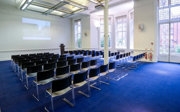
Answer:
[158,0,180,55]
[116,16,127,49]
[74,20,82,48]
[129,11,134,49]
[100,18,111,48]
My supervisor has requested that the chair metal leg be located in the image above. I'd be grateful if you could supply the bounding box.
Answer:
[99,81,110,85]
[62,98,74,107]
[32,84,40,101]
[78,91,90,98]
[90,85,101,90]
[24,76,29,90]
[51,97,54,112]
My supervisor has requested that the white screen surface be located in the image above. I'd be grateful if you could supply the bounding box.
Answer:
[22,18,51,40]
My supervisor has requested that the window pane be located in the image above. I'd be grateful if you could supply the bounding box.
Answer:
[159,8,169,21]
[170,22,180,54]
[74,20,81,48]
[159,24,169,54]
[159,0,168,8]
[171,0,180,5]
[171,6,180,19]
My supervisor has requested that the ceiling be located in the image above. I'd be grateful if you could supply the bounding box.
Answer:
[16,0,129,18]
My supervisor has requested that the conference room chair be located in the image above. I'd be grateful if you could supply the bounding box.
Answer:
[35,60,47,66]
[58,57,66,61]
[56,66,70,79]
[57,61,67,68]
[68,59,76,66]
[45,75,74,112]
[109,62,116,73]
[88,67,101,91]
[33,69,55,101]
[24,65,43,89]
[43,63,56,71]
[90,59,97,68]
[77,57,84,64]
[70,63,81,74]
[99,64,110,85]
[73,70,90,98]
[81,61,90,71]
[20,61,35,81]
[67,56,74,61]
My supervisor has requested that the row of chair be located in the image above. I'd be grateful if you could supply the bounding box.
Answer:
[32,62,116,112]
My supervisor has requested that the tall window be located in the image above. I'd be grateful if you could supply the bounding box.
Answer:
[129,11,134,49]
[116,16,127,49]
[74,20,82,48]
[158,0,180,54]
[100,18,111,48]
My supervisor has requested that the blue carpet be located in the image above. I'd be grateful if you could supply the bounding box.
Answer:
[0,61,180,112]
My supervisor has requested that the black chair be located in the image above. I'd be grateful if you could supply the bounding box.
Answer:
[70,64,81,74]
[48,59,57,64]
[44,63,56,71]
[88,67,101,91]
[68,59,76,65]
[33,69,55,101]
[67,56,74,60]
[35,60,47,66]
[81,61,90,71]
[90,59,97,68]
[77,57,84,63]
[57,61,67,68]
[73,70,90,98]
[45,75,74,112]
[56,66,70,79]
[58,57,66,61]
[99,64,109,85]
[109,62,116,73]
[24,65,43,89]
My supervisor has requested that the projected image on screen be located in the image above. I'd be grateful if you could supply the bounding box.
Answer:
[22,18,51,40]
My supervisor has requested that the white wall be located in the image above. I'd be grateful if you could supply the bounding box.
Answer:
[134,0,158,62]
[0,0,71,61]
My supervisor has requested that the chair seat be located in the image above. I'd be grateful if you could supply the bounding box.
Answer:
[88,76,99,81]
[109,69,115,73]
[71,70,81,74]
[73,81,87,88]
[27,73,37,77]
[46,87,72,97]
[81,68,89,71]
[56,73,71,79]
[99,72,108,76]
[34,78,55,85]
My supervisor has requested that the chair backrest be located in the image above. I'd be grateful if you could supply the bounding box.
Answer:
[116,55,120,60]
[73,70,88,84]
[68,59,76,65]
[35,60,47,66]
[27,65,42,74]
[89,67,100,78]
[37,69,54,82]
[22,62,35,69]
[57,61,67,68]
[81,61,90,69]
[52,75,72,93]
[109,62,115,70]
[70,64,80,72]
[67,56,74,60]
[90,60,97,66]
[58,57,66,61]
[77,57,84,63]
[48,59,57,64]
[44,63,56,71]
[60,55,66,58]
[120,54,123,58]
[100,64,108,73]
[56,66,69,76]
